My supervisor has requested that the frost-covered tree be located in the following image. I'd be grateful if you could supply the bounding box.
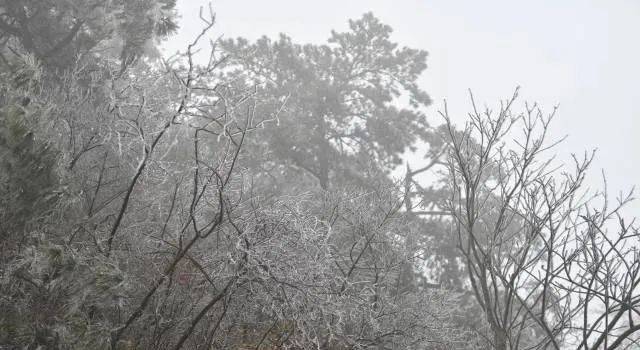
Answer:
[0,0,177,71]
[442,90,640,349]
[0,8,471,349]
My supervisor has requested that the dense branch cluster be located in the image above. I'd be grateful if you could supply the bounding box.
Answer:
[443,89,640,349]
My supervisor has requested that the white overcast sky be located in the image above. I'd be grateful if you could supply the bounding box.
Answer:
[163,0,639,213]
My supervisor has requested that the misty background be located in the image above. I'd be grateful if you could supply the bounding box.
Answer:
[164,0,640,212]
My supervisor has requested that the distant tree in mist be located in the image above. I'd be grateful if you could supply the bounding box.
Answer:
[219,13,439,192]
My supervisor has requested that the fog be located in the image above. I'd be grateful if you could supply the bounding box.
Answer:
[1,1,639,348]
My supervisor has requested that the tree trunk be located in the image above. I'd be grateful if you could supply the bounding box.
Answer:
[492,327,508,350]
[315,107,330,190]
